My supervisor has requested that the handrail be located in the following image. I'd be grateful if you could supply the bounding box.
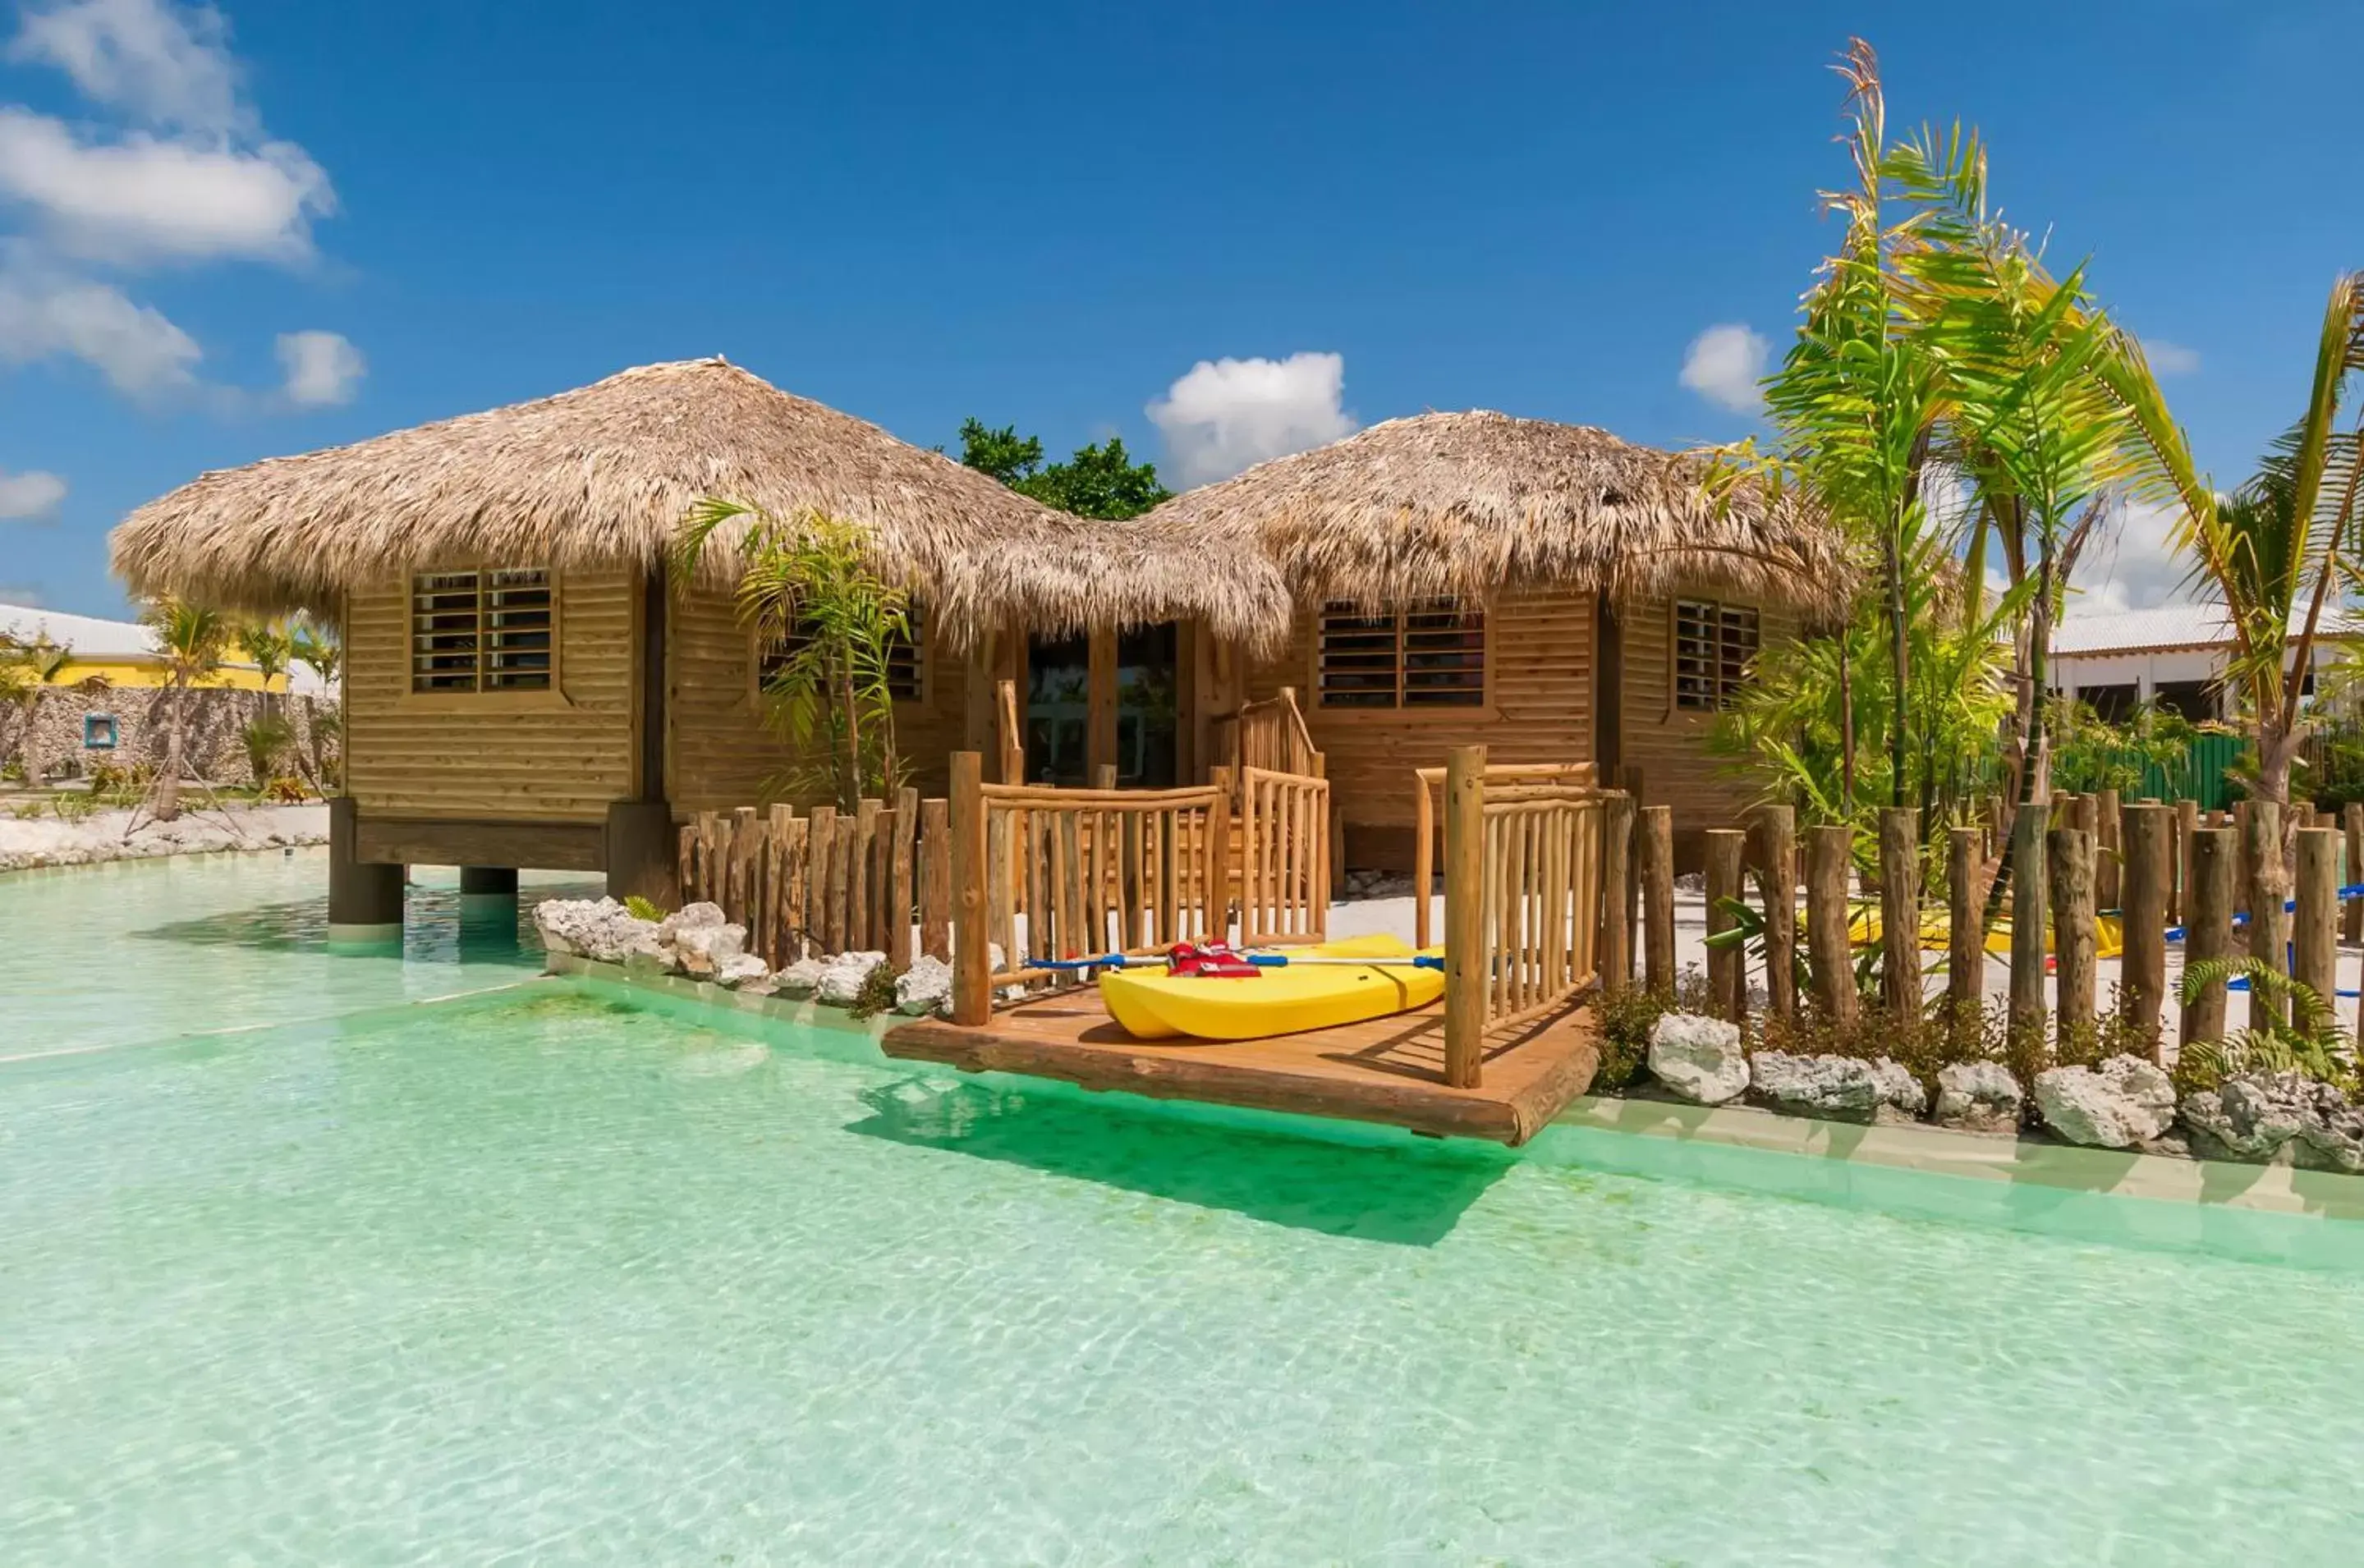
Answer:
[1414,761,1600,946]
[1237,764,1330,946]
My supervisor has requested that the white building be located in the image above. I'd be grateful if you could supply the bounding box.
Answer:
[2050,604,2357,722]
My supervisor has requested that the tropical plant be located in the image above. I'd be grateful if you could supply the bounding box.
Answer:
[2175,956,2354,1094]
[622,894,666,923]
[140,596,231,822]
[0,631,74,785]
[240,713,295,787]
[2048,698,2198,795]
[2096,273,2364,809]
[236,621,293,716]
[291,618,342,686]
[677,502,911,807]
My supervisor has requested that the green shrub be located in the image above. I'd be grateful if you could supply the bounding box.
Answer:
[1596,970,1716,1090]
[847,961,900,1020]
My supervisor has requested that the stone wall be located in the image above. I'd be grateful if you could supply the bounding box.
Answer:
[0,687,340,788]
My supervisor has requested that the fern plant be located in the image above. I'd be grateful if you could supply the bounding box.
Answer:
[2176,956,2355,1093]
[622,894,666,923]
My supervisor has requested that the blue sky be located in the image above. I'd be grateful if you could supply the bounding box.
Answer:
[0,0,2354,619]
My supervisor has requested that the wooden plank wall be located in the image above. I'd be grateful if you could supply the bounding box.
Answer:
[1618,589,1798,832]
[1245,587,1597,831]
[346,570,636,823]
[665,583,974,815]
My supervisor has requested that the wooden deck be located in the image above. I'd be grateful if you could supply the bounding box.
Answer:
[881,991,1602,1145]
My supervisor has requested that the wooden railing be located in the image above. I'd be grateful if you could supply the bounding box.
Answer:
[1237,765,1330,946]
[1212,685,1321,782]
[677,791,951,968]
[952,753,1232,1019]
[1413,761,1600,947]
[1440,748,1613,1088]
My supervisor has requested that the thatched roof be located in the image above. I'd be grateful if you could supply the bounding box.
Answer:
[1136,410,1844,614]
[109,357,1290,651]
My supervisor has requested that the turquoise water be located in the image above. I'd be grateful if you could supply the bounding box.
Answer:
[7,853,2364,1562]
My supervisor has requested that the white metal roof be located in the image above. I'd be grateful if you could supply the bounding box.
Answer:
[2054,603,2362,657]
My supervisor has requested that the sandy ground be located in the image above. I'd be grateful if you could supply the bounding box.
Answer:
[0,801,328,871]
[1327,885,2317,1043]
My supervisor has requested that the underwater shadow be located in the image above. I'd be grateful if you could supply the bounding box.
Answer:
[129,877,601,963]
[847,1076,1511,1245]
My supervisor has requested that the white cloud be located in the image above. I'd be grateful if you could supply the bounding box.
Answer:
[2072,498,2207,613]
[1146,351,1357,487]
[0,250,200,394]
[2143,337,2201,376]
[0,464,66,517]
[0,1,348,409]
[276,328,361,407]
[1679,323,1770,415]
[8,0,245,134]
[0,108,330,264]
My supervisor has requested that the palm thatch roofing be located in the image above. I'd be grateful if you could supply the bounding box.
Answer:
[109,357,1291,651]
[1136,410,1844,616]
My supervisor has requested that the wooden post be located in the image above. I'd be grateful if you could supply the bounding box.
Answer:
[782,816,810,962]
[2233,800,2254,919]
[2246,801,2288,1026]
[1640,805,1675,993]
[850,799,881,951]
[1947,826,1984,1024]
[1751,804,1797,1020]
[1704,828,1747,1024]
[1804,823,1855,1025]
[2121,803,2171,1055]
[2182,826,2233,1048]
[1878,808,1919,1017]
[1599,793,1635,995]
[2346,802,2364,945]
[949,754,989,1025]
[2008,797,2050,1057]
[2094,787,2121,912]
[806,805,836,949]
[2174,798,2199,926]
[889,786,919,970]
[2295,826,2340,1021]
[920,797,952,961]
[2050,827,2097,1050]
[1441,745,1486,1089]
[1086,626,1118,782]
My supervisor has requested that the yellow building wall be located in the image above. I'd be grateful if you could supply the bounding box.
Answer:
[51,658,282,691]
[345,570,638,823]
[664,582,971,814]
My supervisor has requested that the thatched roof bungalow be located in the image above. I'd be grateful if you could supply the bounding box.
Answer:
[108,358,1288,925]
[1136,410,1843,865]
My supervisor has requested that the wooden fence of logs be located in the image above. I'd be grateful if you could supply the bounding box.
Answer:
[1637,790,2364,1063]
[676,791,952,971]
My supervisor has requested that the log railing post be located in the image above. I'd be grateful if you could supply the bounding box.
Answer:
[950,752,989,1025]
[1878,808,1919,1017]
[1804,823,1855,1025]
[1599,792,1635,996]
[1641,805,1677,993]
[2050,826,2096,1051]
[2246,801,2288,1026]
[2008,798,2050,1057]
[2120,802,2172,1056]
[2182,826,2233,1048]
[1704,828,1747,1025]
[1442,745,1487,1089]
[1752,804,1797,1021]
[1947,826,1983,1026]
[2346,802,2364,945]
[2295,825,2340,1021]
[2094,787,2121,913]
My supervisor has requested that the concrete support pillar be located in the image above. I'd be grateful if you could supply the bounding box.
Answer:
[327,795,404,943]
[605,799,678,906]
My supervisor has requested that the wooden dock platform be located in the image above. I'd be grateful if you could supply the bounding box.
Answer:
[881,993,1603,1145]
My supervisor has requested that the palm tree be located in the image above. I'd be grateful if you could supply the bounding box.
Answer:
[677,502,911,809]
[236,621,294,717]
[140,597,231,822]
[291,618,342,791]
[2098,273,2364,809]
[0,633,73,785]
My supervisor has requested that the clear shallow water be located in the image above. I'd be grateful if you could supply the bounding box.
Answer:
[7,855,2364,1563]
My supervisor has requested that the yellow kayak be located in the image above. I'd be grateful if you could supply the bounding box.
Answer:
[1099,934,1446,1042]
[1848,909,2124,960]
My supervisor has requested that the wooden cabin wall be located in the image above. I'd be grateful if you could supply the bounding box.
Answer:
[346,570,637,823]
[664,582,971,814]
[1618,590,1798,855]
[1245,587,1597,866]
